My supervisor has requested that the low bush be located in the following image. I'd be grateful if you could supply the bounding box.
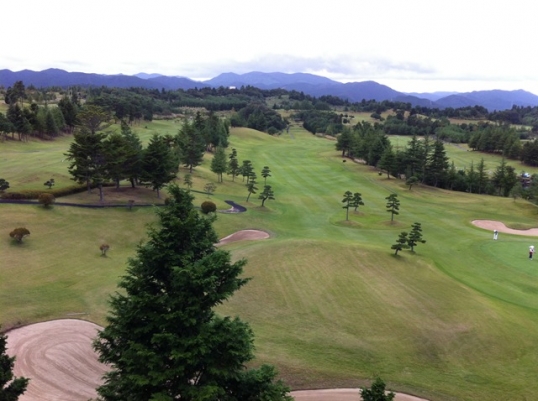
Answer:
[38,193,56,207]
[201,201,217,214]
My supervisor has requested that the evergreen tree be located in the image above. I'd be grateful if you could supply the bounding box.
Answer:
[120,120,143,188]
[76,104,109,135]
[261,166,272,185]
[418,135,432,182]
[510,181,524,202]
[204,111,229,151]
[408,222,426,252]
[385,193,400,222]
[425,140,449,187]
[240,160,254,183]
[57,96,78,132]
[64,128,107,198]
[491,158,516,197]
[103,133,130,189]
[6,104,31,141]
[351,192,365,212]
[0,178,10,192]
[360,377,395,401]
[367,134,390,167]
[246,172,258,202]
[204,182,217,197]
[476,158,488,195]
[44,109,59,137]
[391,232,410,255]
[402,135,422,179]
[210,146,227,183]
[93,185,291,401]
[140,134,178,198]
[227,148,240,181]
[342,190,353,221]
[336,126,354,157]
[177,120,205,173]
[259,185,275,206]
[406,176,419,190]
[0,328,29,400]
[183,173,193,189]
[0,113,14,141]
[378,146,397,179]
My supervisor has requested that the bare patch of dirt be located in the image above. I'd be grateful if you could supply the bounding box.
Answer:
[472,220,538,236]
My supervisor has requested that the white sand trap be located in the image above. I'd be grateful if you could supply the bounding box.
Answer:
[217,229,270,245]
[292,388,429,401]
[472,220,538,236]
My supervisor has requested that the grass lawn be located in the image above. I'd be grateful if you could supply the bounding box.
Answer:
[2,122,538,400]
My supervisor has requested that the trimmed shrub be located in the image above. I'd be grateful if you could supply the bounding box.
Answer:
[100,243,110,256]
[0,182,116,199]
[201,201,217,214]
[9,227,30,243]
[38,193,56,207]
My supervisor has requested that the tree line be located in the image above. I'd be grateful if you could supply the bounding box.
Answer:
[335,120,533,199]
[64,107,229,201]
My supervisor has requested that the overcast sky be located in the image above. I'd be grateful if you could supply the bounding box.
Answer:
[3,0,536,94]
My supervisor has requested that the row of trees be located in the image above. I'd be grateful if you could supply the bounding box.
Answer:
[0,81,80,141]
[337,123,452,187]
[64,106,232,200]
[336,120,527,198]
[65,121,178,200]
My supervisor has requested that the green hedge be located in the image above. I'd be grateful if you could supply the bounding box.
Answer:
[0,183,116,199]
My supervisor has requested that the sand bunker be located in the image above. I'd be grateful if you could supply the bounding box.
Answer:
[472,220,538,236]
[293,388,429,401]
[6,319,106,401]
[217,229,270,245]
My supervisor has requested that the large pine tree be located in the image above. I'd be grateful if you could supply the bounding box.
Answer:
[210,145,227,183]
[177,120,205,173]
[93,185,291,401]
[140,134,178,198]
[64,128,107,197]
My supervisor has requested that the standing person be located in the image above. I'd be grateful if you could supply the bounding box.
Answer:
[530,245,535,260]
[493,230,498,240]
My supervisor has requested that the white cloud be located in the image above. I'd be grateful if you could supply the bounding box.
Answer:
[1,0,537,94]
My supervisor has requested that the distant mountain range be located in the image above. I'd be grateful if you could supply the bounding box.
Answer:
[1,68,538,112]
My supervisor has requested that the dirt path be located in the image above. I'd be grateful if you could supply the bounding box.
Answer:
[472,220,538,236]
